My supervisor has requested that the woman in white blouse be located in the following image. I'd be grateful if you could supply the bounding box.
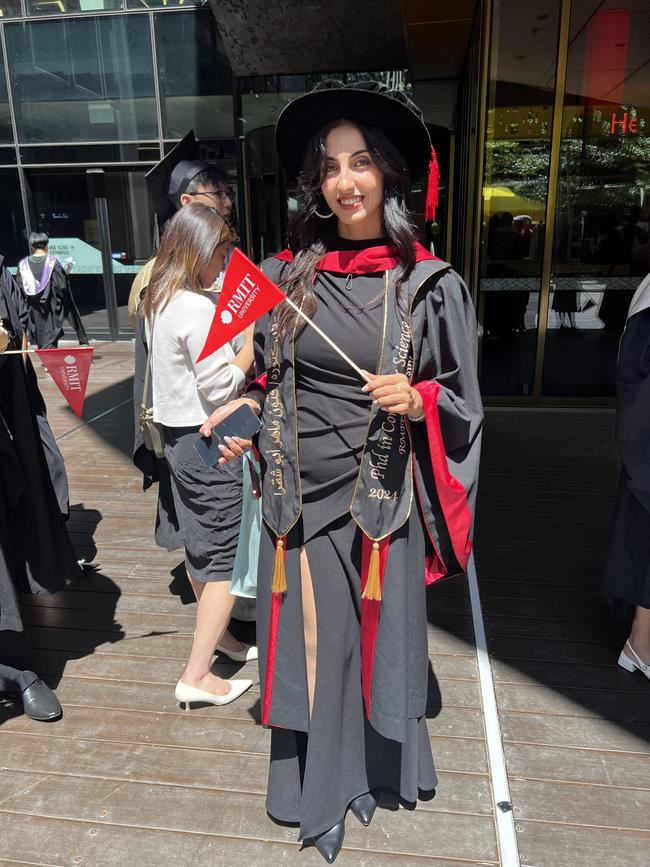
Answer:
[142,203,256,708]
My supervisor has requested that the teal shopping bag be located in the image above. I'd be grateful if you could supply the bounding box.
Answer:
[230,454,262,599]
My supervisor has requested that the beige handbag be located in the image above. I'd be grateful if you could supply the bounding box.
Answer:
[140,317,165,459]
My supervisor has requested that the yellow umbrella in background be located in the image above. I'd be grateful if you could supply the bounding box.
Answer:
[483,185,546,221]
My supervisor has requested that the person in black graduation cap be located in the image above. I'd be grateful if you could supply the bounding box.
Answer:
[1,255,82,722]
[127,131,235,323]
[602,272,650,683]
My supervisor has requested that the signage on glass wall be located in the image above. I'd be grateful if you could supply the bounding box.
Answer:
[47,238,140,275]
[609,111,640,136]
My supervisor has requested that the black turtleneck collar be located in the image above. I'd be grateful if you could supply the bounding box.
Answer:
[334,236,389,251]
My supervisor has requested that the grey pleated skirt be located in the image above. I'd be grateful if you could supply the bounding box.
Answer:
[163,426,243,582]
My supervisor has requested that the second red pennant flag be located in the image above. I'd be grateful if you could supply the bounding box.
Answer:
[196,248,287,363]
[35,346,93,418]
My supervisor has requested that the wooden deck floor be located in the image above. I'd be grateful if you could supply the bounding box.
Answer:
[1,343,648,866]
[475,409,650,867]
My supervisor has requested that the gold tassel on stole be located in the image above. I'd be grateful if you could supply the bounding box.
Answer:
[271,537,287,595]
[362,541,382,601]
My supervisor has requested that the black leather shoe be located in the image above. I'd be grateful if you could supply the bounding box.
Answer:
[312,820,345,863]
[22,679,62,721]
[349,791,378,826]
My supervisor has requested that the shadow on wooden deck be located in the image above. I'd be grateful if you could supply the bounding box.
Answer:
[2,345,648,866]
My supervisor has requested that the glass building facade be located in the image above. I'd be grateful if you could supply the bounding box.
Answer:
[1,0,648,402]
[0,1,233,338]
[475,0,650,400]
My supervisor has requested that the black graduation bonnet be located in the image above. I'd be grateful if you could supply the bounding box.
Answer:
[145,130,210,226]
[275,80,439,220]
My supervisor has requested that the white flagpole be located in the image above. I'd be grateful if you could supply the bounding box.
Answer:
[1,348,91,355]
[283,297,372,383]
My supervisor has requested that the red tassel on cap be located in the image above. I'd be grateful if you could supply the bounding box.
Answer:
[425,145,439,223]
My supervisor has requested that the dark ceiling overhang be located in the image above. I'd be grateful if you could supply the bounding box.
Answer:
[209,0,407,75]
[210,0,478,130]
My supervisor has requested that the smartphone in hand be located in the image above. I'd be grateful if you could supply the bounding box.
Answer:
[193,403,262,468]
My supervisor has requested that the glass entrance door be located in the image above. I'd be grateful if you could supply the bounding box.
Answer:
[24,166,152,340]
[475,0,650,401]
[476,0,562,397]
[542,0,650,396]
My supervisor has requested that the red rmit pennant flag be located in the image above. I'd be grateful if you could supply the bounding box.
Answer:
[36,346,93,418]
[197,248,287,362]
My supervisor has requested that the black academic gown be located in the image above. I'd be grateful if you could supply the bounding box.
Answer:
[15,257,88,349]
[601,274,650,609]
[251,245,483,840]
[1,257,70,516]
[0,262,82,691]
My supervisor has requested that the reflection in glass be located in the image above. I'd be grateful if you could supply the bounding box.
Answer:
[26,0,123,15]
[478,0,560,395]
[0,39,12,145]
[544,0,650,396]
[0,147,17,165]
[20,143,160,164]
[128,0,208,7]
[0,1,21,19]
[155,9,233,139]
[6,15,157,143]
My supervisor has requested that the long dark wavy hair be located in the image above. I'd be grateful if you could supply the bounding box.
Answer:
[273,119,419,340]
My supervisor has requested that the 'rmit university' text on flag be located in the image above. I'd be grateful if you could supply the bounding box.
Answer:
[196,248,287,362]
[36,346,93,418]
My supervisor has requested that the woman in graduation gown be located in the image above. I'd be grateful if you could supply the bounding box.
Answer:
[601,273,650,681]
[202,80,483,861]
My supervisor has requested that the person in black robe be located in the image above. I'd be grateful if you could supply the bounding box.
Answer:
[200,81,483,862]
[14,231,89,349]
[601,273,650,682]
[0,256,82,720]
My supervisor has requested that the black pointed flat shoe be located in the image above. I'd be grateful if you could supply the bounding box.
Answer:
[22,679,62,721]
[349,790,378,826]
[312,819,345,863]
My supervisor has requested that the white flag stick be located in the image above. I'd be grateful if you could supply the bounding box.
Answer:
[283,296,371,383]
[2,346,91,355]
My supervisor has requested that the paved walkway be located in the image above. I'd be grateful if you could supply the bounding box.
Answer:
[0,343,648,866]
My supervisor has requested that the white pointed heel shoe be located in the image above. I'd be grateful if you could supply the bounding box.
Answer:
[215,643,258,663]
[175,678,252,710]
[618,640,650,681]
